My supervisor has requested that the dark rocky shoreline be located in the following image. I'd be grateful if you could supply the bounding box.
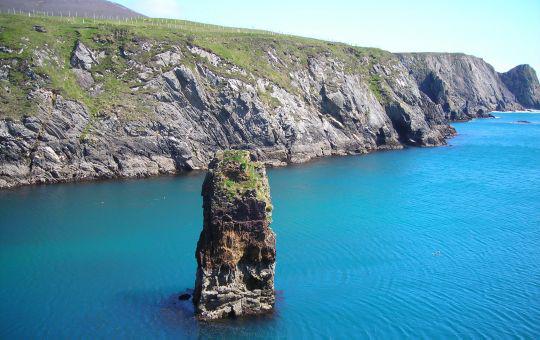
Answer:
[0,110,529,190]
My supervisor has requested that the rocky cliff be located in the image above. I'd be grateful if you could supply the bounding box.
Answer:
[193,150,275,320]
[0,14,538,189]
[397,53,522,120]
[499,65,540,110]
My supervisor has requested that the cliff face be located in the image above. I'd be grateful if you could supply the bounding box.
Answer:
[500,65,540,110]
[193,150,275,320]
[0,15,538,189]
[397,53,522,120]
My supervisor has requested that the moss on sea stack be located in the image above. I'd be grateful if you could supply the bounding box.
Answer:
[214,150,272,215]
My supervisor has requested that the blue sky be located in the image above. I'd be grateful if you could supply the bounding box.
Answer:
[115,0,540,73]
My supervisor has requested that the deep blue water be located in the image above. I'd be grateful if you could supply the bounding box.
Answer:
[1,113,539,338]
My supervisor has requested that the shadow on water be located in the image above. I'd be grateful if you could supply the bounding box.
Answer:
[117,289,285,338]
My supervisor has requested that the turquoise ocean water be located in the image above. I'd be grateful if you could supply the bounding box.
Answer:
[1,113,539,338]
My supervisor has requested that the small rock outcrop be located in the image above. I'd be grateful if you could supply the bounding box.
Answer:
[70,41,99,70]
[193,150,276,320]
[32,25,46,33]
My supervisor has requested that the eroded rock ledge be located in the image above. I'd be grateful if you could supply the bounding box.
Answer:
[193,150,276,320]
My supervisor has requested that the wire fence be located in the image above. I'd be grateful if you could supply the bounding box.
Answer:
[0,8,288,37]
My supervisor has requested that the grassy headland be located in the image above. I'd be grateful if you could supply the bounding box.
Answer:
[0,12,392,119]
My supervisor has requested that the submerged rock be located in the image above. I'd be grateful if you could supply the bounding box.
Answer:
[193,150,276,320]
[178,293,191,301]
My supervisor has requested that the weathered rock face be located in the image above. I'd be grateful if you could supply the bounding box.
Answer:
[500,65,540,110]
[193,150,275,320]
[1,20,539,189]
[70,41,101,70]
[397,53,523,120]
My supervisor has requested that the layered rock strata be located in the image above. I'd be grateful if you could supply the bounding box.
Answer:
[1,18,539,189]
[499,64,540,110]
[397,53,522,120]
[193,150,276,320]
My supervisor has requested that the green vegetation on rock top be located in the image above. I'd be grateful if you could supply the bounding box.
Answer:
[214,150,272,214]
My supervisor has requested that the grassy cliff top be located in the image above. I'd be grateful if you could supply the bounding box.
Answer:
[213,150,272,212]
[0,13,392,118]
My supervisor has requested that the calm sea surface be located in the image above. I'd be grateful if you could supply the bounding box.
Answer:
[1,113,539,338]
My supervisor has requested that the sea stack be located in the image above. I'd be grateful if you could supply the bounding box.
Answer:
[193,150,276,320]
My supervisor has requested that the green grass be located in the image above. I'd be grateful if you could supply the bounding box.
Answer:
[0,82,37,118]
[258,85,282,110]
[215,150,272,215]
[369,74,383,102]
[0,12,395,123]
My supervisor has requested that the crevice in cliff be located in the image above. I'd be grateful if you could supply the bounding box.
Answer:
[375,127,387,146]
[112,154,123,172]
[27,92,56,174]
[384,103,419,146]
[319,84,346,126]
[419,72,445,104]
